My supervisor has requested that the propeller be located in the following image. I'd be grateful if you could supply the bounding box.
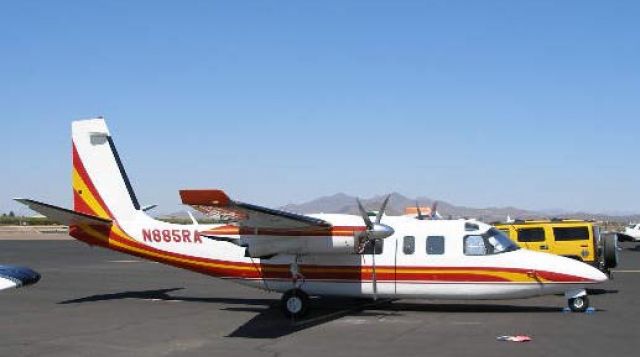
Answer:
[356,195,394,300]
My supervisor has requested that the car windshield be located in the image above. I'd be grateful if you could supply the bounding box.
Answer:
[464,228,520,256]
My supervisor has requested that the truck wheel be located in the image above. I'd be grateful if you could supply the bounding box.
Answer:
[281,289,309,318]
[568,296,589,312]
[602,233,619,269]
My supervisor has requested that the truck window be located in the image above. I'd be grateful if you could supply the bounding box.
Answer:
[403,236,415,255]
[553,227,589,241]
[426,236,445,255]
[517,228,545,242]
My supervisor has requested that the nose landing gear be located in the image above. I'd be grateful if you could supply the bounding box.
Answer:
[568,295,590,312]
[565,289,590,312]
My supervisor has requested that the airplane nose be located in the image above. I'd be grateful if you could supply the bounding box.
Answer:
[573,260,608,283]
[590,267,609,283]
[540,252,609,283]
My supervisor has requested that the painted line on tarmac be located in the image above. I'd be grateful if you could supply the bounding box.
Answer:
[612,270,640,273]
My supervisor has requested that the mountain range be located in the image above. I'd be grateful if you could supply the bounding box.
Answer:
[162,192,640,223]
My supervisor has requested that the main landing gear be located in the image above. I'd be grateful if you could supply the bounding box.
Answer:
[565,289,590,312]
[281,288,310,318]
[281,256,310,318]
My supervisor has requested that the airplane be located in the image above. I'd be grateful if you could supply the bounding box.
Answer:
[15,118,608,317]
[618,223,640,242]
[0,265,40,291]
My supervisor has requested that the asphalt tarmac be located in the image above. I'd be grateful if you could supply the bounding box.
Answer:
[1,236,640,357]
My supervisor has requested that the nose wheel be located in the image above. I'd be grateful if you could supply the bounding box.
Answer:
[281,288,310,318]
[568,295,590,312]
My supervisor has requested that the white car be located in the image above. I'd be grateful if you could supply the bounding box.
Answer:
[619,223,640,242]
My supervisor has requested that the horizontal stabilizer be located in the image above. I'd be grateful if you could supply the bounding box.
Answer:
[14,198,112,226]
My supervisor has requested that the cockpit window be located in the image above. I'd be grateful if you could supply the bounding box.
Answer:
[464,228,519,256]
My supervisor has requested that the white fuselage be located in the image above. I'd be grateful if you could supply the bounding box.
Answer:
[107,212,607,301]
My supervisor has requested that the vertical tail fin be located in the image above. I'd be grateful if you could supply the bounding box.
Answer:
[72,118,140,222]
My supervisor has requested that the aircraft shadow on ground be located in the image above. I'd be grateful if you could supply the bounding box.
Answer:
[58,287,274,307]
[57,288,590,339]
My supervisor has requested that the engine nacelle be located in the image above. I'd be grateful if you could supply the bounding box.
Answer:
[244,235,358,258]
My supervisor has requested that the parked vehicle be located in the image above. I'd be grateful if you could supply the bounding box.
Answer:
[494,219,618,273]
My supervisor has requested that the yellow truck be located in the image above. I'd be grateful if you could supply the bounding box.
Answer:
[494,219,618,272]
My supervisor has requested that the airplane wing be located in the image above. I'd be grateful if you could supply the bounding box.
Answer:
[14,199,112,226]
[0,265,41,291]
[179,190,331,229]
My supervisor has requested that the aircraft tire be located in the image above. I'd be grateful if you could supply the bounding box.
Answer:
[281,288,310,318]
[568,296,589,313]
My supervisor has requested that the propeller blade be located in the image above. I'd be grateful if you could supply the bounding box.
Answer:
[357,198,373,229]
[375,194,391,224]
[416,200,423,220]
[431,201,439,219]
[371,241,378,300]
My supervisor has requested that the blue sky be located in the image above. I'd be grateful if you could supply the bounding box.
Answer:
[2,1,639,215]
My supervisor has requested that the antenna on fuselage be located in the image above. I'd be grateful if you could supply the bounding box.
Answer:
[187,211,199,227]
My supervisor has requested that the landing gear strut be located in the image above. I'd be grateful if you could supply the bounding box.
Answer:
[281,288,309,318]
[281,256,310,318]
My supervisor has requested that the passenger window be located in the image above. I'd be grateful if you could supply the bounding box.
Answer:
[517,228,545,242]
[362,238,384,254]
[553,227,589,241]
[403,236,415,255]
[464,235,486,255]
[426,236,445,255]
